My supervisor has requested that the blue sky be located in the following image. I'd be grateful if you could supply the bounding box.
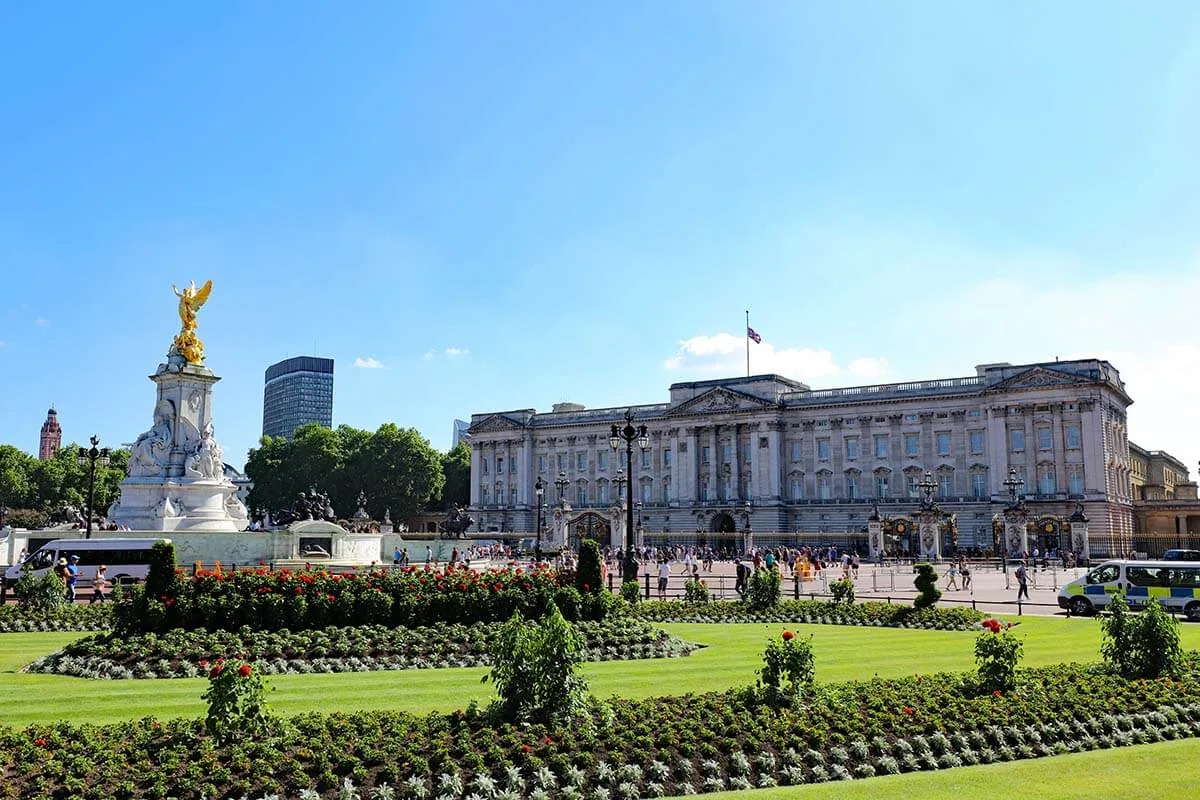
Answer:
[2,2,1199,472]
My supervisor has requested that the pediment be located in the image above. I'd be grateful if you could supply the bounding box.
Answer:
[666,387,776,417]
[468,415,525,434]
[989,367,1092,391]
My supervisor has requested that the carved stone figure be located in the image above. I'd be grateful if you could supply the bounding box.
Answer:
[129,400,175,477]
[186,422,223,479]
[155,496,179,518]
[225,493,248,520]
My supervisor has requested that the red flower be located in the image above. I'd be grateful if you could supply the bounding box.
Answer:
[198,660,209,668]
[582,583,590,592]
[165,598,176,607]
[902,706,915,716]
[327,594,337,602]
[209,664,224,678]
[239,663,252,677]
[521,744,532,753]
[982,619,1002,634]
[543,735,554,744]
[781,630,795,641]
[34,737,47,747]
[992,689,1003,698]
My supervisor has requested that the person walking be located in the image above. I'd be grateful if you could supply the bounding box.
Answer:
[90,565,108,604]
[960,557,972,591]
[65,555,80,603]
[657,559,671,600]
[1015,560,1030,602]
[945,562,960,591]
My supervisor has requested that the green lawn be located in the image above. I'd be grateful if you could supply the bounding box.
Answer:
[1,615,1198,727]
[706,738,1200,800]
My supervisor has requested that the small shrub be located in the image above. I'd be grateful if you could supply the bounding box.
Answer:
[683,579,710,604]
[13,570,67,612]
[757,629,815,707]
[621,580,642,604]
[975,618,1023,692]
[201,658,273,745]
[747,567,782,610]
[145,541,178,599]
[1100,594,1182,679]
[829,578,855,605]
[912,564,941,609]
[483,605,589,724]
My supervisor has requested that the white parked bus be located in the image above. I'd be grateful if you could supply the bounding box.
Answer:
[3,538,171,588]
[1058,559,1200,620]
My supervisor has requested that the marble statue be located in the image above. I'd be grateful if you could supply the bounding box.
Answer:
[129,399,174,477]
[186,422,223,479]
[171,279,213,364]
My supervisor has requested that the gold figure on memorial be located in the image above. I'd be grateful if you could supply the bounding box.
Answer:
[171,279,213,364]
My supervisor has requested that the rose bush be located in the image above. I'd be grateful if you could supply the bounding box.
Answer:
[630,598,985,629]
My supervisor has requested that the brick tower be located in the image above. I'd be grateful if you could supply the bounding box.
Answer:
[38,407,62,460]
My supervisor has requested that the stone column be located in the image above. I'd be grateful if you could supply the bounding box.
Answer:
[767,421,783,501]
[868,519,884,561]
[684,426,698,503]
[470,444,481,506]
[917,511,941,560]
[729,423,740,501]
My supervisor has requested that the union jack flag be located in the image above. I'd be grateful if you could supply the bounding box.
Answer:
[747,327,762,344]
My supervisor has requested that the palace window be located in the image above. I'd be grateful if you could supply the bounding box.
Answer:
[663,449,672,467]
[722,444,732,464]
[702,446,711,464]
[576,484,587,506]
[817,438,830,460]
[938,470,953,497]
[1038,466,1057,495]
[663,479,672,503]
[790,441,801,461]
[641,481,653,503]
[936,431,951,456]
[481,487,489,504]
[790,477,804,500]
[907,473,920,498]
[577,452,587,470]
[1037,427,1052,450]
[845,436,858,460]
[641,450,651,468]
[874,435,889,459]
[510,487,518,505]
[875,473,890,497]
[537,455,546,473]
[972,472,988,498]
[557,453,567,471]
[846,473,860,499]
[1068,466,1084,495]
[1066,425,1081,450]
[497,457,504,474]
[904,434,920,457]
[969,430,985,454]
[598,483,609,504]
[598,451,608,470]
[482,458,489,475]
[1010,429,1025,452]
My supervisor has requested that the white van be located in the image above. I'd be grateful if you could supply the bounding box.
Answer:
[3,538,171,588]
[1058,559,1200,620]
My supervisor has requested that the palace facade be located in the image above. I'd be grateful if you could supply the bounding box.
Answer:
[466,359,1135,552]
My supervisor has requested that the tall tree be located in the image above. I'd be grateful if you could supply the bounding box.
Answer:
[357,424,445,522]
[0,445,36,508]
[440,441,471,510]
[245,434,296,518]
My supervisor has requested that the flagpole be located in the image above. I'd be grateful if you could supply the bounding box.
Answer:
[745,309,750,377]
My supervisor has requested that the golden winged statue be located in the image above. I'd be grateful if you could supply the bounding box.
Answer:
[171,279,213,364]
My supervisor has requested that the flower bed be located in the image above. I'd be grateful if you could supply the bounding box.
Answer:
[630,598,985,629]
[27,619,699,679]
[0,604,113,633]
[116,564,614,634]
[3,657,1200,799]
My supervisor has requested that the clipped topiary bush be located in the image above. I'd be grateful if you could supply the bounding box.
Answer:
[621,580,642,604]
[913,563,941,609]
[575,538,604,595]
[144,540,178,599]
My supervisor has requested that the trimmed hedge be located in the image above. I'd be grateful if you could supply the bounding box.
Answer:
[629,598,985,629]
[0,604,113,632]
[115,564,616,634]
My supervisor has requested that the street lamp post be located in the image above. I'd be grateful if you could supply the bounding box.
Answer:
[76,435,110,539]
[534,476,545,562]
[610,409,649,583]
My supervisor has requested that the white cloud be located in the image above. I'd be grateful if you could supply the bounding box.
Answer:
[35,318,48,327]
[425,346,470,360]
[352,356,385,369]
[664,332,892,384]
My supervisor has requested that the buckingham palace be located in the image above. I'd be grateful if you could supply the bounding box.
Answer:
[465,359,1137,555]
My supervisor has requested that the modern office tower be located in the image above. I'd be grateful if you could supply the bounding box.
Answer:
[262,357,335,440]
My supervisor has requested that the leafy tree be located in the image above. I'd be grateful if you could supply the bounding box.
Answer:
[0,445,36,508]
[440,441,471,510]
[245,435,293,518]
[357,424,444,521]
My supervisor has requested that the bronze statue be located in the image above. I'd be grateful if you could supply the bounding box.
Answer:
[440,504,475,539]
[171,279,213,364]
